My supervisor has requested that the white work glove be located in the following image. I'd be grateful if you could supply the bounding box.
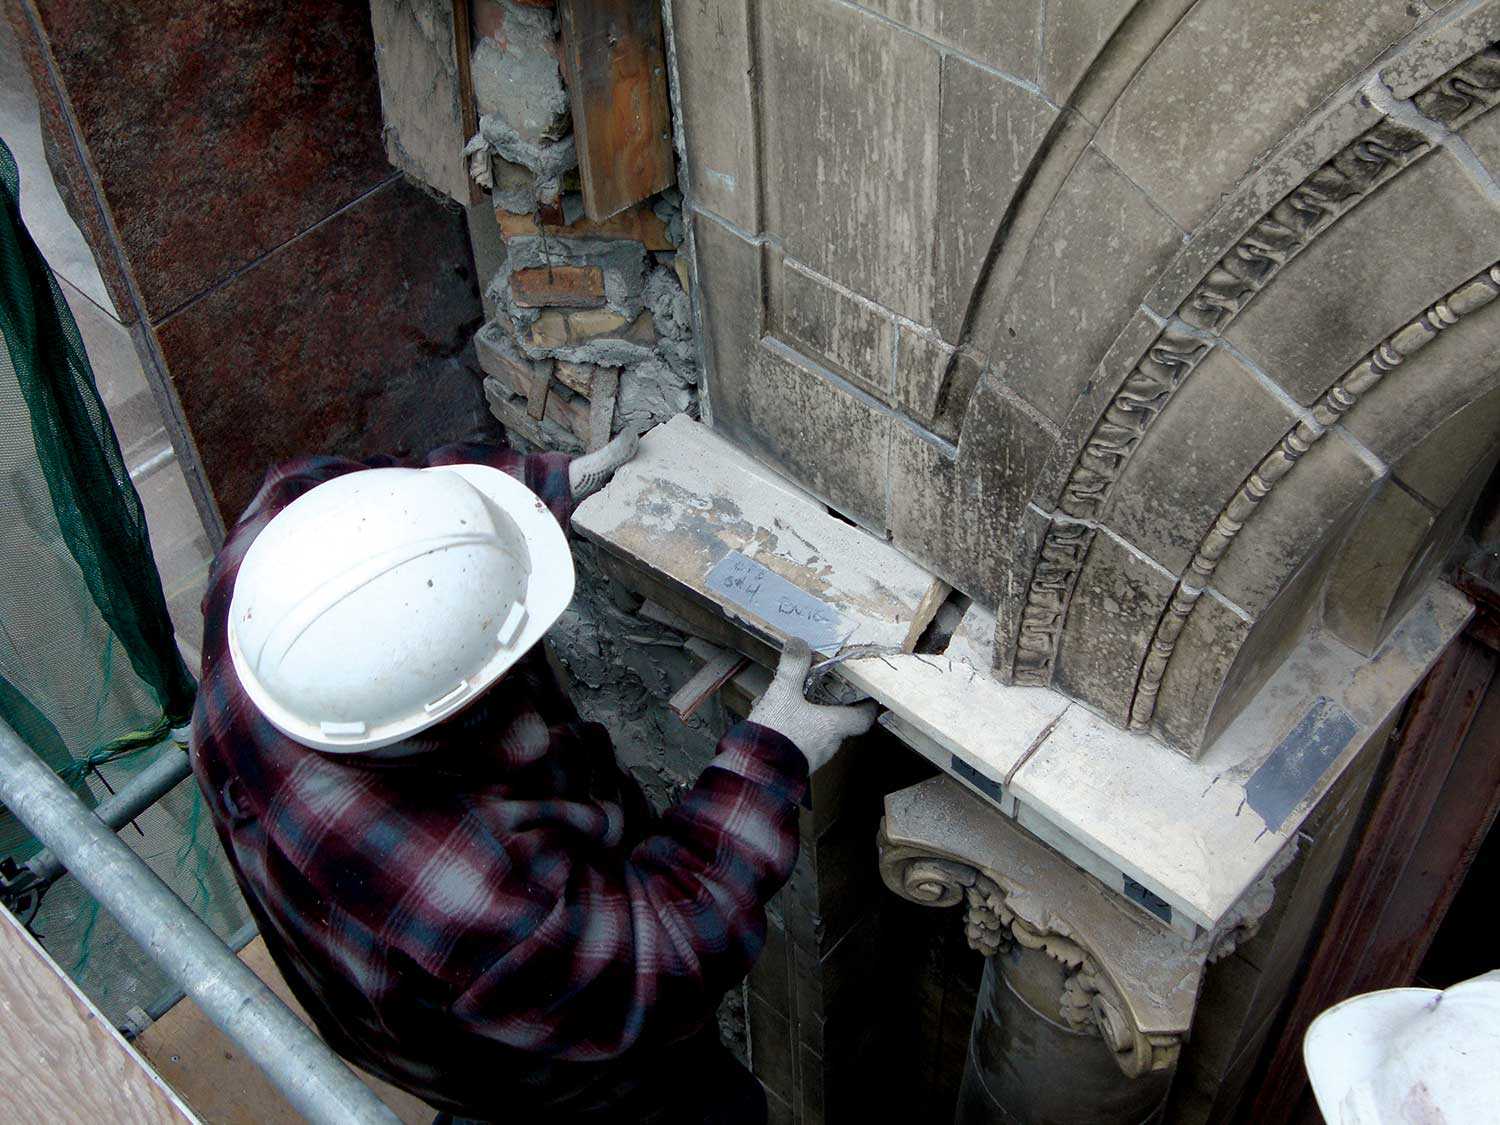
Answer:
[569,428,641,501]
[748,639,879,773]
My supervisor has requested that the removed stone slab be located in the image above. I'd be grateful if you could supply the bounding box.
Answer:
[572,415,946,655]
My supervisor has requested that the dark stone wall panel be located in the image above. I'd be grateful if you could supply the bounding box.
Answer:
[157,178,487,520]
[31,0,391,318]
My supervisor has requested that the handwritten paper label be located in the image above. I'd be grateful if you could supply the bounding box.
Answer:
[705,550,847,650]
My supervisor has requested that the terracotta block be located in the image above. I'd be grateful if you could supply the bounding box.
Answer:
[554,361,596,395]
[474,321,549,398]
[1100,346,1298,576]
[1052,533,1176,726]
[495,203,673,249]
[510,264,607,308]
[525,308,631,349]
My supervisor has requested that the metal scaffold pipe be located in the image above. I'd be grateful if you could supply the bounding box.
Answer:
[22,740,195,886]
[0,717,401,1125]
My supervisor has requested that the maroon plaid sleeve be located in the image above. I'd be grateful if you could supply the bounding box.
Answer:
[451,720,807,1060]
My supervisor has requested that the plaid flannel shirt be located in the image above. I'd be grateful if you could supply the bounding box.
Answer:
[189,442,807,1119]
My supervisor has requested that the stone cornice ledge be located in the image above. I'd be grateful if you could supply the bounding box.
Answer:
[847,581,1471,935]
[573,415,1472,936]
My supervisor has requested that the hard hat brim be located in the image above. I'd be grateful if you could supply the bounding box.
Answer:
[228,464,575,753]
[1304,975,1500,1119]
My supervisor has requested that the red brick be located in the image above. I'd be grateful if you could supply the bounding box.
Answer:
[495,203,673,250]
[510,265,606,308]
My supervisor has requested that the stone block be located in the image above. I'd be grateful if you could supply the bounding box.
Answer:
[858,0,1039,79]
[889,380,1056,608]
[669,0,760,230]
[1041,0,1139,105]
[495,202,673,249]
[1324,482,1436,657]
[1393,384,1500,508]
[894,334,980,441]
[1150,594,1254,755]
[1094,0,1421,231]
[984,145,1184,427]
[1101,346,1298,575]
[159,177,486,518]
[750,915,792,1018]
[1210,433,1380,618]
[692,214,764,394]
[992,505,1052,681]
[748,989,795,1104]
[1226,149,1500,404]
[1458,99,1500,176]
[713,339,891,530]
[510,264,606,308]
[1340,290,1500,467]
[42,0,391,320]
[1052,532,1176,726]
[524,308,631,349]
[932,55,1057,340]
[775,261,895,400]
[1165,511,1351,753]
[760,0,939,321]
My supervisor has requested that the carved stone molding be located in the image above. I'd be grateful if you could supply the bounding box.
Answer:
[878,776,1291,1079]
[1009,40,1500,689]
[1127,262,1500,730]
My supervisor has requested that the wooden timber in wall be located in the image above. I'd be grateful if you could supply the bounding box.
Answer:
[557,0,675,220]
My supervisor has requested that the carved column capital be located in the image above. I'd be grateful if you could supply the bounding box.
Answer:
[878,776,1295,1079]
[879,822,1179,1077]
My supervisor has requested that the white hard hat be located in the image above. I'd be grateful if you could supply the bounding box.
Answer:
[1304,971,1500,1123]
[227,464,574,753]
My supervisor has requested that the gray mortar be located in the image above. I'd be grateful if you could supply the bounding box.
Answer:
[472,36,570,145]
[617,357,696,432]
[478,113,577,204]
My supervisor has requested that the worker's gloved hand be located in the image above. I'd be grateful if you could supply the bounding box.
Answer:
[748,639,878,773]
[569,427,642,501]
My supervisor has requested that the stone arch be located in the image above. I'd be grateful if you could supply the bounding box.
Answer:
[984,12,1500,755]
[673,0,1500,755]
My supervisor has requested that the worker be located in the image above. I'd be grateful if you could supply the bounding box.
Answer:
[188,430,877,1124]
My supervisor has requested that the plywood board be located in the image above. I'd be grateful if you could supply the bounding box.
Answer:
[136,938,431,1124]
[0,906,198,1123]
[558,0,675,220]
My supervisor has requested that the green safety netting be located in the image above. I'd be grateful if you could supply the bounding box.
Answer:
[0,136,251,1023]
